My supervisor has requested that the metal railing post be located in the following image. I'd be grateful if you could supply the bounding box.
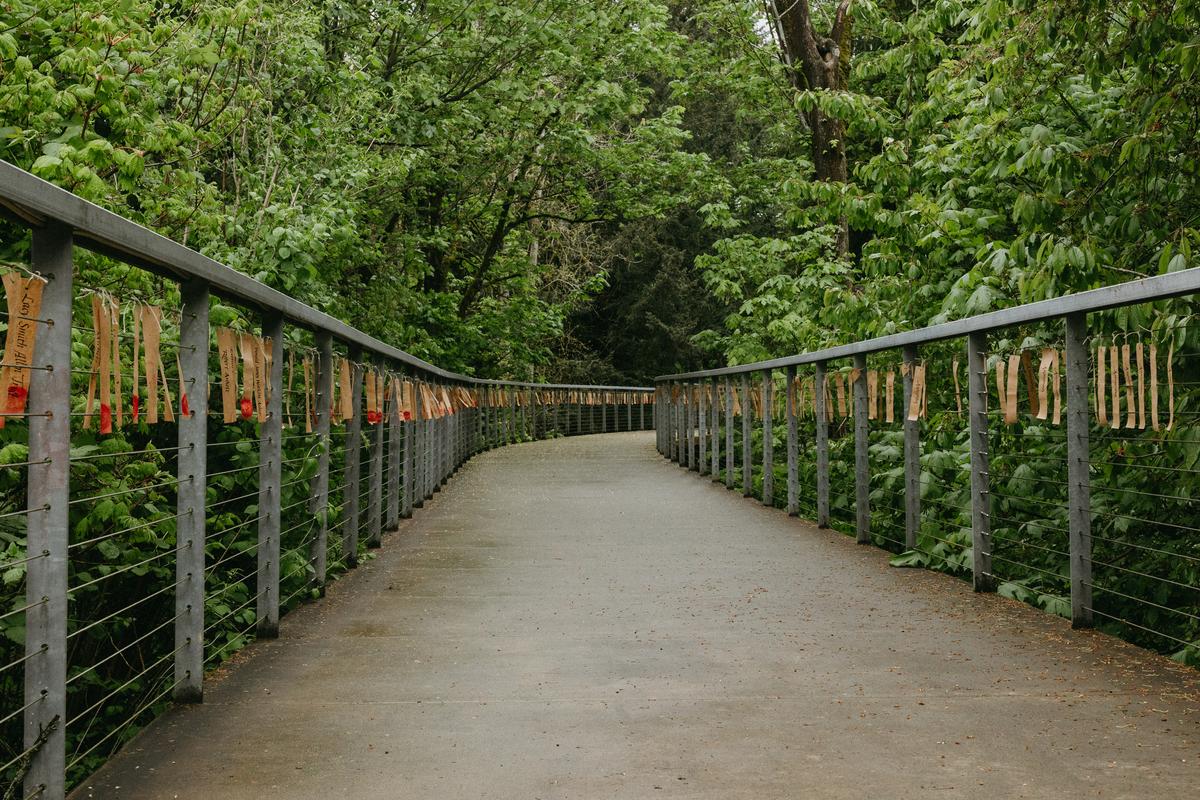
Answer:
[1065,313,1093,627]
[853,355,869,543]
[741,375,752,497]
[786,365,798,516]
[967,333,995,592]
[310,331,333,590]
[676,383,686,460]
[762,370,773,506]
[724,379,734,489]
[386,371,401,531]
[257,313,283,637]
[815,361,830,527]
[344,350,363,563]
[367,365,384,544]
[23,224,73,800]
[413,380,425,509]
[710,378,720,480]
[903,344,920,550]
[174,278,208,702]
[401,372,413,519]
[697,380,708,475]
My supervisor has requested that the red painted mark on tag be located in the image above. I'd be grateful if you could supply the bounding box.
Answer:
[131,394,140,422]
[367,410,381,424]
[181,393,190,417]
[240,397,252,420]
[99,403,112,434]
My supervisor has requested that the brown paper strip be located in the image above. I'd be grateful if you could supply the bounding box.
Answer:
[98,296,112,433]
[995,359,1008,423]
[339,358,353,422]
[0,273,44,428]
[131,302,141,423]
[1121,343,1135,429]
[866,370,878,421]
[1095,347,1107,427]
[1108,345,1120,430]
[238,333,256,422]
[1150,343,1159,431]
[1021,350,1038,417]
[885,370,894,424]
[303,357,313,433]
[111,299,123,428]
[1005,354,1020,425]
[951,358,961,415]
[142,305,162,424]
[84,295,101,430]
[1036,348,1052,421]
[1167,345,1175,431]
[1135,342,1146,430]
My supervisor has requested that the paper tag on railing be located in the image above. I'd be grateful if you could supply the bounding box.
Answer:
[131,302,141,423]
[111,299,123,428]
[84,295,101,430]
[1121,343,1136,429]
[1150,343,1159,430]
[142,305,163,424]
[1108,345,1120,430]
[339,358,353,422]
[238,333,256,422]
[885,369,894,424]
[0,272,44,429]
[994,358,1008,423]
[303,357,313,433]
[1095,347,1107,426]
[1135,342,1146,429]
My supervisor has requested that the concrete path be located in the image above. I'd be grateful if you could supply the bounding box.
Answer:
[75,433,1199,799]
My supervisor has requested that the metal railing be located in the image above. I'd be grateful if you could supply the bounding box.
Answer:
[0,161,655,800]
[656,269,1200,670]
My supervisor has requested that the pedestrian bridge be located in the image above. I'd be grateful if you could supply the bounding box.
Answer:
[73,433,1198,799]
[3,162,1200,800]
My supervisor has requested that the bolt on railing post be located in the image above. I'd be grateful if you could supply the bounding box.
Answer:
[967,332,995,592]
[697,380,708,476]
[310,331,333,590]
[762,371,773,506]
[710,378,720,480]
[786,365,798,516]
[741,375,752,497]
[903,344,920,550]
[1065,312,1093,627]
[386,373,401,532]
[853,354,870,544]
[367,364,385,545]
[344,349,363,563]
[174,278,208,702]
[724,378,734,489]
[814,361,830,527]
[23,224,73,800]
[257,312,283,638]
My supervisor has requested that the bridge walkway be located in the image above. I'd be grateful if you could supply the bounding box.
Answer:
[74,433,1200,799]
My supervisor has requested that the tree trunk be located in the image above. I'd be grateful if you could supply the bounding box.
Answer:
[774,0,853,257]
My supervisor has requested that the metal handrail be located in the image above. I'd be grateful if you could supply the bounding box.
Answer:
[0,160,651,393]
[656,267,1200,380]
